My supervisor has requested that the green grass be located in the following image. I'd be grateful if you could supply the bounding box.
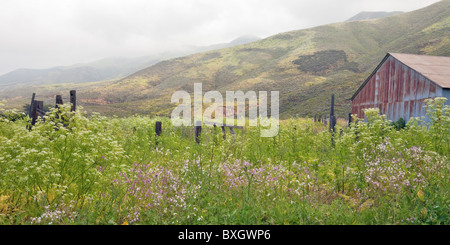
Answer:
[0,98,448,225]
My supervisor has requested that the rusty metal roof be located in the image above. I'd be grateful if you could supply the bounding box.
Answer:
[389,53,450,88]
[352,53,450,100]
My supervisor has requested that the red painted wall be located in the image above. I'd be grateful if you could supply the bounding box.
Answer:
[352,56,444,121]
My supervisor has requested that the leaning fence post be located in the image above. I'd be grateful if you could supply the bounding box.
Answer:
[195,121,202,144]
[28,93,36,116]
[26,93,36,130]
[70,90,76,112]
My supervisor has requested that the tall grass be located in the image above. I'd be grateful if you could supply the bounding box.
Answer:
[0,98,448,225]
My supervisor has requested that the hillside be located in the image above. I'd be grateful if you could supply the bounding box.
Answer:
[0,56,159,88]
[346,11,404,22]
[2,1,449,119]
[0,35,260,89]
[75,0,449,119]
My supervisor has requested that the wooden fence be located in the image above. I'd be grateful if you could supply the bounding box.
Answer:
[27,90,76,130]
[26,92,348,146]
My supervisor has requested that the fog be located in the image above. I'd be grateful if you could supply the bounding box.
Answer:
[0,0,441,75]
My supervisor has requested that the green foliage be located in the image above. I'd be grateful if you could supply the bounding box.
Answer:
[424,97,450,155]
[292,50,348,75]
[391,118,406,130]
[0,100,448,225]
[0,100,26,122]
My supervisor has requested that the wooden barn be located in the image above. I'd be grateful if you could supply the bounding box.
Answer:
[351,53,450,122]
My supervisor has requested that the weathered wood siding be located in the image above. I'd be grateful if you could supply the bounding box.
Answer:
[352,56,446,122]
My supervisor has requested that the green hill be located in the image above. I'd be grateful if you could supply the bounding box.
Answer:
[6,1,450,119]
[73,0,450,118]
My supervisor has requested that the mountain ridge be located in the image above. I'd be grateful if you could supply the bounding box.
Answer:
[0,35,261,88]
[346,11,404,22]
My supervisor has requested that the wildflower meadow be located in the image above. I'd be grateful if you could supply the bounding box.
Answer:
[0,98,448,225]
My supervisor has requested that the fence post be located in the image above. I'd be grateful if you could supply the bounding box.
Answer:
[348,113,352,127]
[70,90,76,112]
[330,94,335,116]
[329,94,336,146]
[29,93,36,116]
[26,93,36,130]
[29,100,44,130]
[29,100,38,130]
[36,101,44,118]
[54,95,64,122]
[329,94,336,132]
[195,121,202,144]
[55,95,63,107]
[155,121,162,136]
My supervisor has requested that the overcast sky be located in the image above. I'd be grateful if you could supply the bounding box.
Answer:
[0,0,441,75]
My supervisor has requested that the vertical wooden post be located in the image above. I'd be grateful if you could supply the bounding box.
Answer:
[330,94,336,146]
[54,95,64,122]
[36,101,44,118]
[314,115,317,122]
[195,121,202,144]
[29,93,36,116]
[155,121,162,136]
[29,100,44,130]
[330,94,335,117]
[29,100,38,130]
[329,95,336,132]
[55,95,63,107]
[70,90,76,112]
[348,113,352,127]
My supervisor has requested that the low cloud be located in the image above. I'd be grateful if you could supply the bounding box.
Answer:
[0,0,440,75]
